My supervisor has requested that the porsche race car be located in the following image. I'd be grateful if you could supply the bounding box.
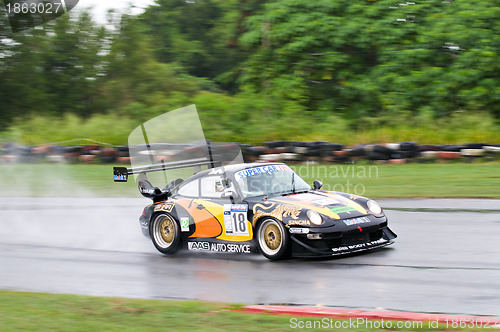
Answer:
[114,159,396,260]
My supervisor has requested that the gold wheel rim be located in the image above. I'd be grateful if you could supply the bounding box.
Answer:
[264,224,281,251]
[159,217,175,244]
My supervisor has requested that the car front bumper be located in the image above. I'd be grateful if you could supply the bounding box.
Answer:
[290,224,397,257]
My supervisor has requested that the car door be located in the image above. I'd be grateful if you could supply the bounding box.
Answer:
[198,175,253,242]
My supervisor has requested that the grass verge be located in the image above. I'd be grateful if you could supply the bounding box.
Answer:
[291,162,500,199]
[0,162,498,198]
[0,290,481,331]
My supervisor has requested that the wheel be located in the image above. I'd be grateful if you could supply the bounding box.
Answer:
[257,218,290,260]
[150,213,181,254]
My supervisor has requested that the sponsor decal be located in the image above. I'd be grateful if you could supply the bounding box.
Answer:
[139,186,156,195]
[215,181,224,192]
[209,168,224,175]
[330,206,357,214]
[226,243,251,253]
[253,202,302,223]
[331,238,388,253]
[180,217,190,232]
[230,204,247,212]
[289,227,310,234]
[236,165,290,179]
[154,203,174,213]
[342,216,371,226]
[114,175,128,181]
[188,241,251,253]
[287,220,310,226]
[188,241,210,251]
[224,204,249,236]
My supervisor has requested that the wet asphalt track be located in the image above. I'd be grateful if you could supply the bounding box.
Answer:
[0,197,499,316]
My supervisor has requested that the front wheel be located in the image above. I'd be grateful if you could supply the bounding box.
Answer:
[257,218,290,260]
[150,213,181,254]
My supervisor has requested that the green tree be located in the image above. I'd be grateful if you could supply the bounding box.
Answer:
[0,9,108,129]
[43,11,108,117]
[239,0,500,120]
[0,7,52,130]
[375,0,500,118]
[96,12,205,120]
[141,0,266,91]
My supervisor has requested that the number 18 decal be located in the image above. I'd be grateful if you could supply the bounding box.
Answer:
[223,204,249,236]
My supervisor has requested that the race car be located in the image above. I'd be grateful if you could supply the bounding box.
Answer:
[114,160,396,260]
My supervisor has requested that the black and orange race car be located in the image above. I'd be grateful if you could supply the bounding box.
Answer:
[114,160,396,260]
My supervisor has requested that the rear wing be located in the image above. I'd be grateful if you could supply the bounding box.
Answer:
[113,157,218,182]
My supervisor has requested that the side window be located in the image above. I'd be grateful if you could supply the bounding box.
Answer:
[177,179,199,197]
[200,176,225,198]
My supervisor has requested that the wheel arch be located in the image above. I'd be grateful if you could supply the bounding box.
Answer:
[255,216,291,260]
[253,215,284,239]
[149,211,182,254]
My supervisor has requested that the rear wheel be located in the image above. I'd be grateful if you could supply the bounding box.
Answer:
[257,218,290,260]
[150,213,181,254]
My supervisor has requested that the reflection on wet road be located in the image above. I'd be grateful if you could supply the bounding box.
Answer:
[0,197,499,316]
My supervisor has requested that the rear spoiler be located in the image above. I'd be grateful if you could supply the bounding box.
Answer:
[113,157,218,182]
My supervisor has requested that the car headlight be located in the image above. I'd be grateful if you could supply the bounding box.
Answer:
[307,210,323,225]
[367,200,382,215]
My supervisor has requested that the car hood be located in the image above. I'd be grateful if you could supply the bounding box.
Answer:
[265,191,369,220]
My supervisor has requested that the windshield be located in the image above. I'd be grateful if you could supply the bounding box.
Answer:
[234,165,310,198]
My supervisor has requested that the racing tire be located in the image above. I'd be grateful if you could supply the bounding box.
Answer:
[257,218,290,260]
[150,213,181,255]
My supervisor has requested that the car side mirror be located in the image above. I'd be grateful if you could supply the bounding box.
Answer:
[313,180,323,190]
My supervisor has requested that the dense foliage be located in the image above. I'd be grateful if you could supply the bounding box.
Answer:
[1,1,499,144]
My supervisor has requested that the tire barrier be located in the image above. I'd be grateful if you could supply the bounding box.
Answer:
[1,141,500,165]
[437,151,462,160]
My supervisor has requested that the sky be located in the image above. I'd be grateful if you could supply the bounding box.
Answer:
[76,0,157,23]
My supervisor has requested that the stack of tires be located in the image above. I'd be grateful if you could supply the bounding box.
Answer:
[32,145,51,162]
[484,145,500,161]
[100,147,118,164]
[1,143,25,163]
[460,143,487,162]
[64,146,82,163]
[2,141,500,165]
[116,146,131,164]
[416,145,441,162]
[352,142,419,163]
[78,145,101,164]
[46,145,68,163]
